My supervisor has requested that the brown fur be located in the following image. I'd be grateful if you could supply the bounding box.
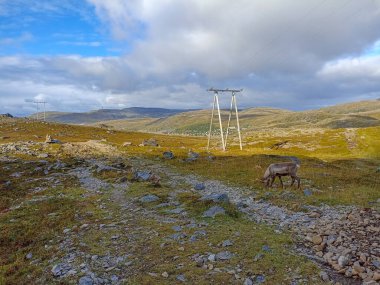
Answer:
[262,162,300,189]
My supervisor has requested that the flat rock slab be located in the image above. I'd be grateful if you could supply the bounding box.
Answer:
[134,171,152,181]
[194,183,205,190]
[200,193,229,203]
[78,276,93,285]
[202,206,226,218]
[139,194,159,203]
[216,251,234,260]
[166,207,185,214]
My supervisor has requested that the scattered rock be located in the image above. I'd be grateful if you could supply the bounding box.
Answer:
[38,153,49,158]
[133,171,152,181]
[187,150,200,161]
[222,240,233,247]
[262,245,271,252]
[139,194,160,203]
[172,225,182,232]
[162,272,169,278]
[319,271,329,282]
[202,206,226,218]
[194,183,205,191]
[176,274,186,282]
[63,228,71,234]
[163,151,175,159]
[51,263,71,277]
[243,278,253,285]
[372,260,380,269]
[338,255,349,268]
[200,193,229,203]
[216,251,234,260]
[303,189,313,196]
[142,138,158,147]
[78,276,93,285]
[25,252,33,260]
[45,134,61,144]
[122,142,132,147]
[312,235,323,245]
[253,253,264,261]
[255,275,266,283]
[167,208,185,214]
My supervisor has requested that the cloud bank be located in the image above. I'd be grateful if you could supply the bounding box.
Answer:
[1,0,380,115]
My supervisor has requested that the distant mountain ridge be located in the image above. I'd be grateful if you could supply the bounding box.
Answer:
[90,99,380,135]
[31,107,194,124]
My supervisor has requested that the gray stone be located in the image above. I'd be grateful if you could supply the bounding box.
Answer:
[187,151,200,161]
[200,193,229,203]
[338,255,349,267]
[142,138,158,147]
[78,276,93,285]
[222,240,233,247]
[169,233,187,241]
[166,208,185,214]
[139,194,159,203]
[176,274,186,282]
[262,245,271,252]
[253,253,264,261]
[243,278,253,285]
[194,183,205,191]
[202,206,226,218]
[134,171,152,181]
[372,260,380,269]
[38,153,49,158]
[51,263,70,277]
[319,271,329,282]
[172,225,182,232]
[255,275,265,283]
[303,189,312,196]
[216,251,234,260]
[163,151,175,159]
[25,252,33,259]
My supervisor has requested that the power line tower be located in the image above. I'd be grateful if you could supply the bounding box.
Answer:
[33,101,47,121]
[206,88,243,151]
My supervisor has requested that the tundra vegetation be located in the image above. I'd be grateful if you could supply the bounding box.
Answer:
[0,103,379,285]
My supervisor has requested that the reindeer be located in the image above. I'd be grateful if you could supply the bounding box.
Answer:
[262,162,300,189]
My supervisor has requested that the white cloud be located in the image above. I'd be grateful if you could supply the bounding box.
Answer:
[0,32,33,46]
[1,0,380,115]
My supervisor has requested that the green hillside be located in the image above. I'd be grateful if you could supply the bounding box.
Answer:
[92,99,380,134]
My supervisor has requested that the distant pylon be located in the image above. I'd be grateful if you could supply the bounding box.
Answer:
[33,101,47,121]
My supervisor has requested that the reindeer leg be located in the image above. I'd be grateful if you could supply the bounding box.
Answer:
[278,176,284,189]
[290,176,295,187]
[296,176,300,189]
[269,175,275,187]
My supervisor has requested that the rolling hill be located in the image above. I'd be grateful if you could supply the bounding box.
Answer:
[31,107,193,124]
[91,99,380,134]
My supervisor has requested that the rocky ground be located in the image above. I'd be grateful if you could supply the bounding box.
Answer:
[0,140,379,285]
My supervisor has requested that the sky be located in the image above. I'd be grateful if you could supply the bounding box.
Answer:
[0,0,380,116]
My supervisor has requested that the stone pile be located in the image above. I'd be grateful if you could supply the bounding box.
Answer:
[303,209,380,283]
